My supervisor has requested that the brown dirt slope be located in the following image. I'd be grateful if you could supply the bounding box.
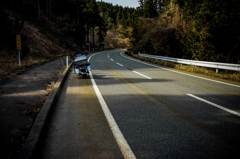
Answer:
[0,21,71,79]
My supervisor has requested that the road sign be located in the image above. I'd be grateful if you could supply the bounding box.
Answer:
[16,35,21,50]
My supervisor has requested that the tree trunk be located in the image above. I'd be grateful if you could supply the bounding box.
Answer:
[86,26,89,43]
[92,27,95,47]
[46,0,51,20]
[23,0,25,15]
[38,0,41,21]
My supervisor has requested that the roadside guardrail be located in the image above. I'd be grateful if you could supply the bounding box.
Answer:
[138,53,240,72]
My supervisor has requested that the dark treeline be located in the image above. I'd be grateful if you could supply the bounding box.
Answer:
[97,1,136,29]
[132,0,240,63]
[96,0,168,33]
[97,0,240,63]
[0,0,239,63]
[0,0,106,52]
[174,0,240,63]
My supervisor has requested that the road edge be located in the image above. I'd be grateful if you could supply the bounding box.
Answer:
[89,52,136,159]
[18,61,73,159]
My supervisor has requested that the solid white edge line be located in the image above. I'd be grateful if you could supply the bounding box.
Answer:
[88,54,136,159]
[120,52,240,88]
[187,94,240,117]
[133,71,152,79]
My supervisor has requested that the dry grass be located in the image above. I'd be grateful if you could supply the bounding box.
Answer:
[0,53,59,80]
[45,66,65,95]
[88,27,132,49]
[0,51,18,77]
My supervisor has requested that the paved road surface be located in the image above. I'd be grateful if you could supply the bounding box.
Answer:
[38,50,240,159]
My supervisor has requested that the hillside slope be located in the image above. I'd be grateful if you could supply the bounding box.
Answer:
[103,30,132,49]
[0,21,71,80]
[88,26,132,49]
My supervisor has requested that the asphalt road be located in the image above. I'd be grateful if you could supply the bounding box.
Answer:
[38,50,240,159]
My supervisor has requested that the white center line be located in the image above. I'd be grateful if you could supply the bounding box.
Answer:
[110,59,114,61]
[187,94,240,117]
[133,71,152,79]
[117,62,123,67]
[120,52,240,88]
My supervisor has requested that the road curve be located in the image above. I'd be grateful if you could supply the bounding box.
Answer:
[90,50,240,159]
[38,50,240,159]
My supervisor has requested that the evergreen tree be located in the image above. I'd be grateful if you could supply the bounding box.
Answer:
[138,0,145,9]
[145,0,158,18]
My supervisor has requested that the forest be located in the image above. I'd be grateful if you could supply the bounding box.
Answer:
[0,0,240,64]
[132,0,240,64]
[0,0,107,52]
[98,0,240,63]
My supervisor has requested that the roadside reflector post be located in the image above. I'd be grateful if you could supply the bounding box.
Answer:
[16,35,22,66]
[18,50,21,66]
[66,56,68,68]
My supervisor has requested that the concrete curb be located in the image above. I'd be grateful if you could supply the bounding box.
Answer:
[18,61,73,159]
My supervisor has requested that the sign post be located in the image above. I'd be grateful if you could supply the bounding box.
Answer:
[86,43,90,51]
[16,35,21,66]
